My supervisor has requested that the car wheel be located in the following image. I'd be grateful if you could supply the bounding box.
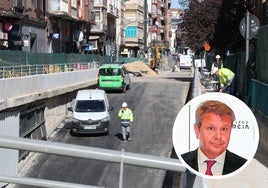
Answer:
[70,128,78,136]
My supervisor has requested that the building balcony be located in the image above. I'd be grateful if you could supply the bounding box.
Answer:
[138,5,144,12]
[91,22,107,33]
[47,0,68,13]
[107,4,118,18]
[70,7,78,19]
[94,0,107,8]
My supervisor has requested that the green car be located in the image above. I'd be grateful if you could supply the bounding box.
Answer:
[97,64,131,92]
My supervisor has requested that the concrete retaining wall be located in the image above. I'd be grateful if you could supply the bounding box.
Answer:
[0,69,99,111]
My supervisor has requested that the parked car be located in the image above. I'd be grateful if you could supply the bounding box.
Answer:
[68,89,113,135]
[97,64,131,92]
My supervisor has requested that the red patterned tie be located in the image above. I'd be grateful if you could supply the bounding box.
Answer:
[205,160,216,176]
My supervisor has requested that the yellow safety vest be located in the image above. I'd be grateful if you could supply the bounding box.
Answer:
[118,108,133,122]
[218,68,235,85]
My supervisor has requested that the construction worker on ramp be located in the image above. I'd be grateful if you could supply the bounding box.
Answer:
[118,102,133,142]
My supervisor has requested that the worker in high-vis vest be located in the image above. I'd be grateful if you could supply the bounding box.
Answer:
[118,102,133,142]
[211,55,224,81]
[216,68,236,95]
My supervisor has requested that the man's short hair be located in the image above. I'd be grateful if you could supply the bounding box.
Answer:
[195,100,235,126]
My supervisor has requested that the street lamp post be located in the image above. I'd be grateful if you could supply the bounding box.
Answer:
[144,0,148,51]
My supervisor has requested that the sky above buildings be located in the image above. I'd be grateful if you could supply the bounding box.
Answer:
[171,0,189,9]
[171,0,179,8]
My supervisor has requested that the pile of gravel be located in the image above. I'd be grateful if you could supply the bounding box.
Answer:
[124,61,157,76]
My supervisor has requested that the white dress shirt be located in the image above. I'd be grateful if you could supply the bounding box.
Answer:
[197,148,226,176]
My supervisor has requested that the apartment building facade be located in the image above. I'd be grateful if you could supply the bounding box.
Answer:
[120,0,145,57]
[0,0,94,53]
[0,0,172,56]
[117,0,172,57]
[147,0,171,50]
[0,0,47,52]
[1,0,268,57]
[91,0,120,56]
[46,0,95,53]
[169,7,184,54]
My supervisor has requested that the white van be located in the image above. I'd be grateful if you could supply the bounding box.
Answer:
[179,54,193,69]
[68,89,113,135]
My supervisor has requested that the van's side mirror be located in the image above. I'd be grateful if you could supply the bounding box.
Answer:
[68,107,73,112]
[109,106,113,111]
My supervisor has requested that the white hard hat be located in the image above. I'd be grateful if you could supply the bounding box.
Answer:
[216,55,221,59]
[122,102,128,107]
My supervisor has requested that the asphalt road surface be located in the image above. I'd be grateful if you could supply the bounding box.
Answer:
[13,71,193,188]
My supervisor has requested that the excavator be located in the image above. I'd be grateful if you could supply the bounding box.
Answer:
[148,45,167,70]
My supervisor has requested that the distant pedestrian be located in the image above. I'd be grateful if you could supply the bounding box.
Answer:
[215,68,236,95]
[118,102,133,142]
[211,55,223,81]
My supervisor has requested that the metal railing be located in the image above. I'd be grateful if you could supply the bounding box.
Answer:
[0,62,100,79]
[248,79,268,120]
[0,136,185,188]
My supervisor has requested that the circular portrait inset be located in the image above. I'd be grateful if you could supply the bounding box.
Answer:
[172,92,259,179]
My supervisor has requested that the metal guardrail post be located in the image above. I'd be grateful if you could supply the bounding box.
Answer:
[119,149,125,188]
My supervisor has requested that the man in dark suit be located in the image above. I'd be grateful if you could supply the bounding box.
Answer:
[181,100,247,176]
[182,148,247,175]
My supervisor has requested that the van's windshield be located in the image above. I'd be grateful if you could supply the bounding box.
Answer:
[99,68,122,76]
[75,100,105,112]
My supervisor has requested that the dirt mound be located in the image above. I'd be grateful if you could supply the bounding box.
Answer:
[124,61,157,76]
